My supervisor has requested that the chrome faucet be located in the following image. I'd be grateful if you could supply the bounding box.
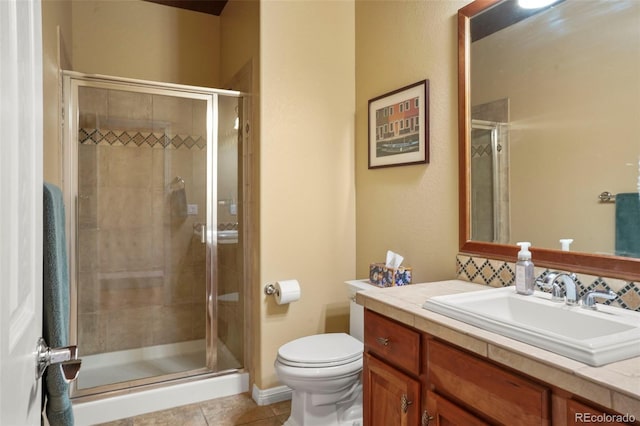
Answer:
[536,274,563,302]
[581,289,617,310]
[536,272,579,305]
[537,272,619,310]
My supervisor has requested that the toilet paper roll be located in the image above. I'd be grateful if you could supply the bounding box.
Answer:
[274,279,301,305]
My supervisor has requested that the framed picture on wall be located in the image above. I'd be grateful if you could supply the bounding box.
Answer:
[368,80,429,169]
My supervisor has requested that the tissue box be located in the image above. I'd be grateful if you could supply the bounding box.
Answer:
[369,263,412,287]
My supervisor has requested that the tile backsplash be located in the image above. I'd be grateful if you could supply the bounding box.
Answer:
[456,254,640,311]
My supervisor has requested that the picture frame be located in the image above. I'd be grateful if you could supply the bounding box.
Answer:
[368,80,429,169]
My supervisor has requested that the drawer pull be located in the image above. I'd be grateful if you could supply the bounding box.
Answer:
[401,394,412,413]
[376,337,390,346]
[421,410,434,426]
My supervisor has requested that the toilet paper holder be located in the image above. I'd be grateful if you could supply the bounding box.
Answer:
[264,283,279,297]
[264,280,301,304]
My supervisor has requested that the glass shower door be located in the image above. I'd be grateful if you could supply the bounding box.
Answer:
[71,80,217,393]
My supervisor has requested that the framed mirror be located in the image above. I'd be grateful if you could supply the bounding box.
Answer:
[458,0,640,280]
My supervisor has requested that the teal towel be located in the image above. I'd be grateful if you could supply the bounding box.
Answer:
[615,192,640,258]
[43,183,74,426]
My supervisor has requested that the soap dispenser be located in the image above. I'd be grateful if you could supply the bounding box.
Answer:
[515,242,535,295]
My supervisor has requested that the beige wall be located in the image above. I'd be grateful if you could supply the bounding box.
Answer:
[42,0,72,186]
[472,1,640,254]
[355,0,465,282]
[257,0,356,389]
[71,1,220,87]
[220,0,259,86]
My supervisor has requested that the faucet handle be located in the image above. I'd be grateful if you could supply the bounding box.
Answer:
[581,289,617,310]
[536,273,564,302]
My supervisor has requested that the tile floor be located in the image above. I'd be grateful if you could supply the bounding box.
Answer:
[96,393,291,426]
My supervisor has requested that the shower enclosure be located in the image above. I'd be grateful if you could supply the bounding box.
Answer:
[62,72,247,397]
[470,119,509,244]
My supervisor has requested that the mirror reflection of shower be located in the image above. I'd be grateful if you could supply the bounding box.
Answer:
[470,118,510,243]
[64,72,247,397]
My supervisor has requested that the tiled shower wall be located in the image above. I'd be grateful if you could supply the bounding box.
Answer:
[77,87,208,355]
[456,254,640,311]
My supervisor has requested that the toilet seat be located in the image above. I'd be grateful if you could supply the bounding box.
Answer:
[277,333,363,368]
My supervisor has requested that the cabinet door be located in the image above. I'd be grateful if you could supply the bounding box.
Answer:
[424,391,489,426]
[364,352,420,426]
[567,400,637,426]
[427,340,550,425]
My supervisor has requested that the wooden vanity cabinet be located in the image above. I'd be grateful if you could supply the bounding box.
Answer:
[363,308,550,425]
[363,310,422,425]
[362,308,635,426]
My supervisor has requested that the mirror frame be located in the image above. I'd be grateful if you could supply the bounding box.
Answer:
[458,0,640,281]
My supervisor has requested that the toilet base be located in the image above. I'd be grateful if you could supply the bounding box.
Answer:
[283,383,363,426]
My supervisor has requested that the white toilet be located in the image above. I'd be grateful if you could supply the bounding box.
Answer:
[274,280,373,426]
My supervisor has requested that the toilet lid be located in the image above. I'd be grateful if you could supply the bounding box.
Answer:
[278,333,363,367]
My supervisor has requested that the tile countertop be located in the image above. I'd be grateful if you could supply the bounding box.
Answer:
[354,279,640,418]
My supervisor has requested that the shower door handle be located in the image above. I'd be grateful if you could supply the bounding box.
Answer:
[193,222,206,243]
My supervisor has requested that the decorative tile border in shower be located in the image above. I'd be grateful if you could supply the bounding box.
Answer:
[470,142,492,158]
[79,128,206,149]
[456,254,640,311]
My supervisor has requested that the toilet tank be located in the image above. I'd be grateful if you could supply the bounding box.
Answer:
[346,280,377,342]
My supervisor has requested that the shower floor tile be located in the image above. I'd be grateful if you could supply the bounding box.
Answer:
[95,393,291,426]
[78,351,205,389]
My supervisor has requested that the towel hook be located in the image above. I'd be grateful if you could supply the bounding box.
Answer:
[598,191,616,203]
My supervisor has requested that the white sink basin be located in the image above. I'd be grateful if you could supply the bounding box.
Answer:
[422,286,640,366]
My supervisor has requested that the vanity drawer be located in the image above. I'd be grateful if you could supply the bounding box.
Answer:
[427,339,551,425]
[364,309,420,374]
